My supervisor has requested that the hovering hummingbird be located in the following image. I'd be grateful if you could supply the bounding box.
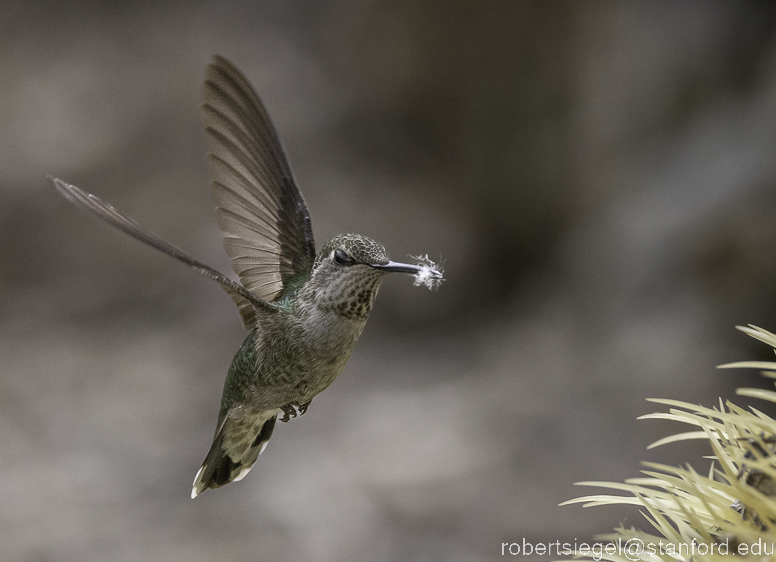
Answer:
[50,56,443,498]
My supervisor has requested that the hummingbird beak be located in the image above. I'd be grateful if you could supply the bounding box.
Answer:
[370,260,443,278]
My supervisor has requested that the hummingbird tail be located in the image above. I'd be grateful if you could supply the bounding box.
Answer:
[191,410,277,498]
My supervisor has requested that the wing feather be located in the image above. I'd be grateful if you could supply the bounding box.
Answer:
[48,177,272,328]
[203,56,315,302]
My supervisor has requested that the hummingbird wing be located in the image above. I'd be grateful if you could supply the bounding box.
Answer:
[49,177,274,325]
[202,56,316,304]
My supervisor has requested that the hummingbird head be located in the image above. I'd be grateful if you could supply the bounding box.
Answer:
[307,233,441,320]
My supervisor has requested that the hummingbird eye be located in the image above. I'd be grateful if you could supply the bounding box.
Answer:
[334,248,353,266]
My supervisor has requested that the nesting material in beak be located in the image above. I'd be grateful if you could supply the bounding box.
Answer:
[410,254,444,290]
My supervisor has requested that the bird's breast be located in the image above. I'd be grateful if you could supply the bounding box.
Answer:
[251,306,367,406]
[298,304,367,362]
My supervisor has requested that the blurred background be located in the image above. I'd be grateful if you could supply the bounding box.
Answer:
[3,1,776,560]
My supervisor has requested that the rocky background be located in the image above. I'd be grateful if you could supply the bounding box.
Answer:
[3,1,776,561]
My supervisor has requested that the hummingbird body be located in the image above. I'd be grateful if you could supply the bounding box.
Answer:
[195,234,391,494]
[50,57,442,498]
[225,234,390,419]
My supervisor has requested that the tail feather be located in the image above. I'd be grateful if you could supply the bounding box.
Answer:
[191,410,277,498]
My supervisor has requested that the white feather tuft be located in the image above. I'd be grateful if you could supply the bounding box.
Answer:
[410,254,444,290]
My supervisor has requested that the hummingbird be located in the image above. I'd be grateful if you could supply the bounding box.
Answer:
[50,55,443,498]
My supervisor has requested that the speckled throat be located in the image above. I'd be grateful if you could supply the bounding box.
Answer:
[319,266,384,321]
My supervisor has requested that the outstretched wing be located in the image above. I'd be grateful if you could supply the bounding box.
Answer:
[203,56,316,303]
[49,177,275,325]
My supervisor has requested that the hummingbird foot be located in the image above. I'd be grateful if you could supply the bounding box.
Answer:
[279,399,313,423]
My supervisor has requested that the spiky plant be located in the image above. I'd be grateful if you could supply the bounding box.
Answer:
[562,325,776,561]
